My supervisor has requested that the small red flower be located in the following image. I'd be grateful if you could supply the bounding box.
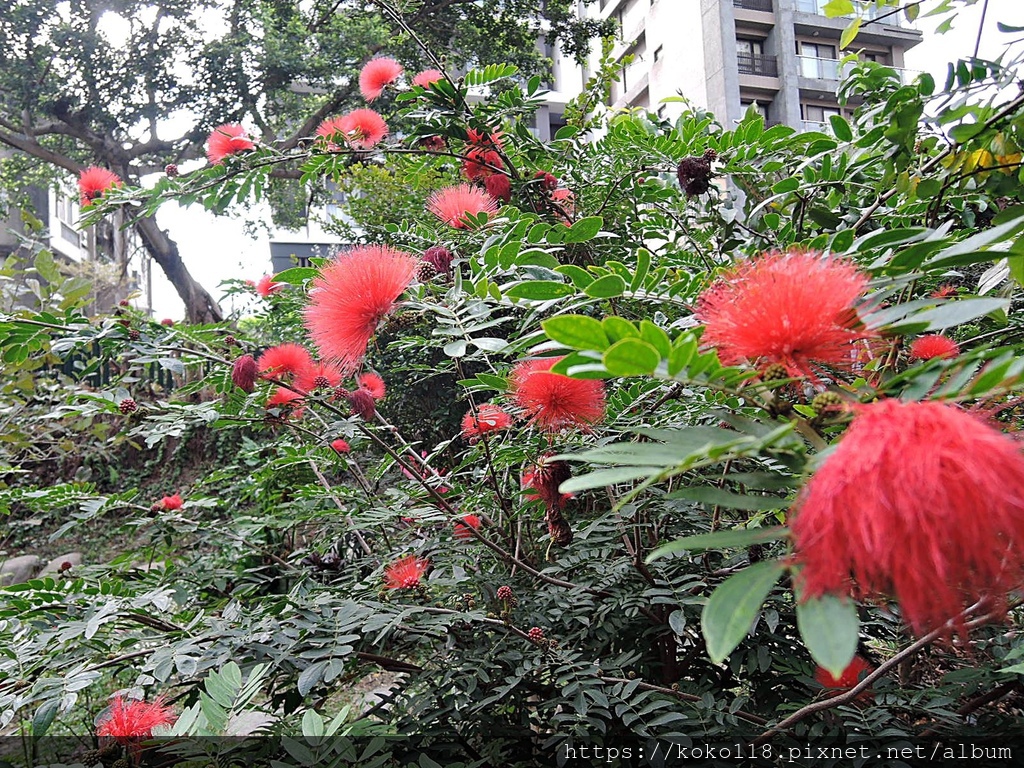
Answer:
[453,514,481,540]
[257,343,314,381]
[78,166,122,208]
[384,555,429,589]
[296,360,344,393]
[463,147,505,181]
[266,387,304,417]
[510,357,605,432]
[96,695,176,742]
[358,372,386,400]
[422,245,453,274]
[347,388,377,420]
[359,56,403,101]
[815,654,873,691]
[331,439,350,454]
[792,398,1024,636]
[160,318,175,327]
[909,334,960,361]
[427,184,499,229]
[696,250,874,380]
[232,354,258,392]
[157,494,183,511]
[534,171,558,191]
[522,457,573,510]
[412,68,444,88]
[931,284,957,299]
[304,246,418,372]
[318,109,389,150]
[461,404,513,440]
[255,274,282,297]
[206,124,255,164]
[484,173,512,203]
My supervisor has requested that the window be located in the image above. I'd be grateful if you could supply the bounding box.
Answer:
[800,41,836,59]
[737,38,775,76]
[802,104,840,122]
[737,39,764,57]
[741,100,769,119]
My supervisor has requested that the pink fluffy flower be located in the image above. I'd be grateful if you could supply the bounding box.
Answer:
[78,166,122,208]
[484,173,512,203]
[412,69,444,88]
[296,360,345,393]
[304,246,419,372]
[359,57,403,101]
[257,343,314,381]
[461,404,512,440]
[331,439,350,454]
[427,184,499,229]
[909,334,960,361]
[792,398,1024,636]
[696,249,874,380]
[358,372,386,400]
[266,387,304,418]
[318,110,388,150]
[206,124,255,164]
[255,274,282,297]
[156,494,183,511]
[96,695,175,743]
[384,555,428,589]
[511,357,605,432]
[453,514,481,540]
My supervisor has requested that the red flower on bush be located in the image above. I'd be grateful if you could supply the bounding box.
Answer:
[422,245,453,274]
[358,372,386,400]
[484,173,512,203]
[461,404,512,440]
[296,360,344,393]
[427,184,499,229]
[231,354,258,392]
[359,56,403,101]
[412,68,444,88]
[255,274,282,297]
[384,555,428,589]
[510,357,605,431]
[78,166,122,208]
[522,458,573,510]
[453,514,481,540]
[155,493,183,511]
[462,129,504,180]
[815,654,873,691]
[304,246,418,372]
[331,439,350,454]
[318,109,389,149]
[206,124,255,164]
[909,334,960,361]
[791,398,1024,636]
[696,249,874,380]
[266,387,304,417]
[96,695,175,742]
[257,343,313,381]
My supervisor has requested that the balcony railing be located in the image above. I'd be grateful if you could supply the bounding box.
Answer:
[799,56,920,85]
[794,0,901,26]
[737,52,779,77]
[734,0,773,11]
[801,120,832,132]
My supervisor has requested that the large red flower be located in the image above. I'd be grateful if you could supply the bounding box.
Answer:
[96,695,175,743]
[78,167,122,208]
[318,110,388,150]
[427,184,499,229]
[206,124,255,164]
[359,57,403,101]
[510,357,605,431]
[696,250,874,379]
[384,555,429,589]
[304,246,418,372]
[156,493,183,511]
[792,398,1024,636]
[358,372,386,400]
[257,343,314,381]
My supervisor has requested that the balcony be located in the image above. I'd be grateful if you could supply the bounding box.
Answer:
[737,52,778,77]
[734,0,773,10]
[794,0,902,26]
[801,120,831,132]
[798,55,848,80]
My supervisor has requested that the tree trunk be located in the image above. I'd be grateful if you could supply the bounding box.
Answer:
[135,217,224,323]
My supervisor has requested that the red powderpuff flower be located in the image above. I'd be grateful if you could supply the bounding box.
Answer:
[412,68,444,88]
[296,360,345,393]
[463,147,505,181]
[696,250,874,380]
[157,493,183,511]
[160,318,175,327]
[427,184,499,229]
[453,514,481,540]
[347,388,377,420]
[315,115,346,150]
[461,404,513,440]
[96,695,176,742]
[331,439,350,454]
[206,123,255,164]
[815,654,873,691]
[304,246,418,372]
[258,343,313,381]
[78,166,122,208]
[338,109,388,149]
[511,357,605,432]
[359,56,403,101]
[266,387,304,417]
[931,284,957,299]
[792,398,1024,636]
[422,245,453,274]
[384,555,429,589]
[484,173,512,203]
[522,458,574,510]
[358,372,386,400]
[909,334,960,361]
[255,274,282,297]
[232,354,258,392]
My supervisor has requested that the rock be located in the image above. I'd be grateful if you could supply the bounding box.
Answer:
[0,555,42,586]
[39,553,83,575]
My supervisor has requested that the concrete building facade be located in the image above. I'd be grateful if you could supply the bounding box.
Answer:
[572,0,922,131]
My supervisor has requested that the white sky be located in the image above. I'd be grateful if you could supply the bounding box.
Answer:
[144,0,1024,318]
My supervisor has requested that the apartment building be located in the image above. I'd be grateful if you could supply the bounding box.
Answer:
[577,0,922,131]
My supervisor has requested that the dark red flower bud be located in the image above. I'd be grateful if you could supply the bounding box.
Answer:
[231,354,258,393]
